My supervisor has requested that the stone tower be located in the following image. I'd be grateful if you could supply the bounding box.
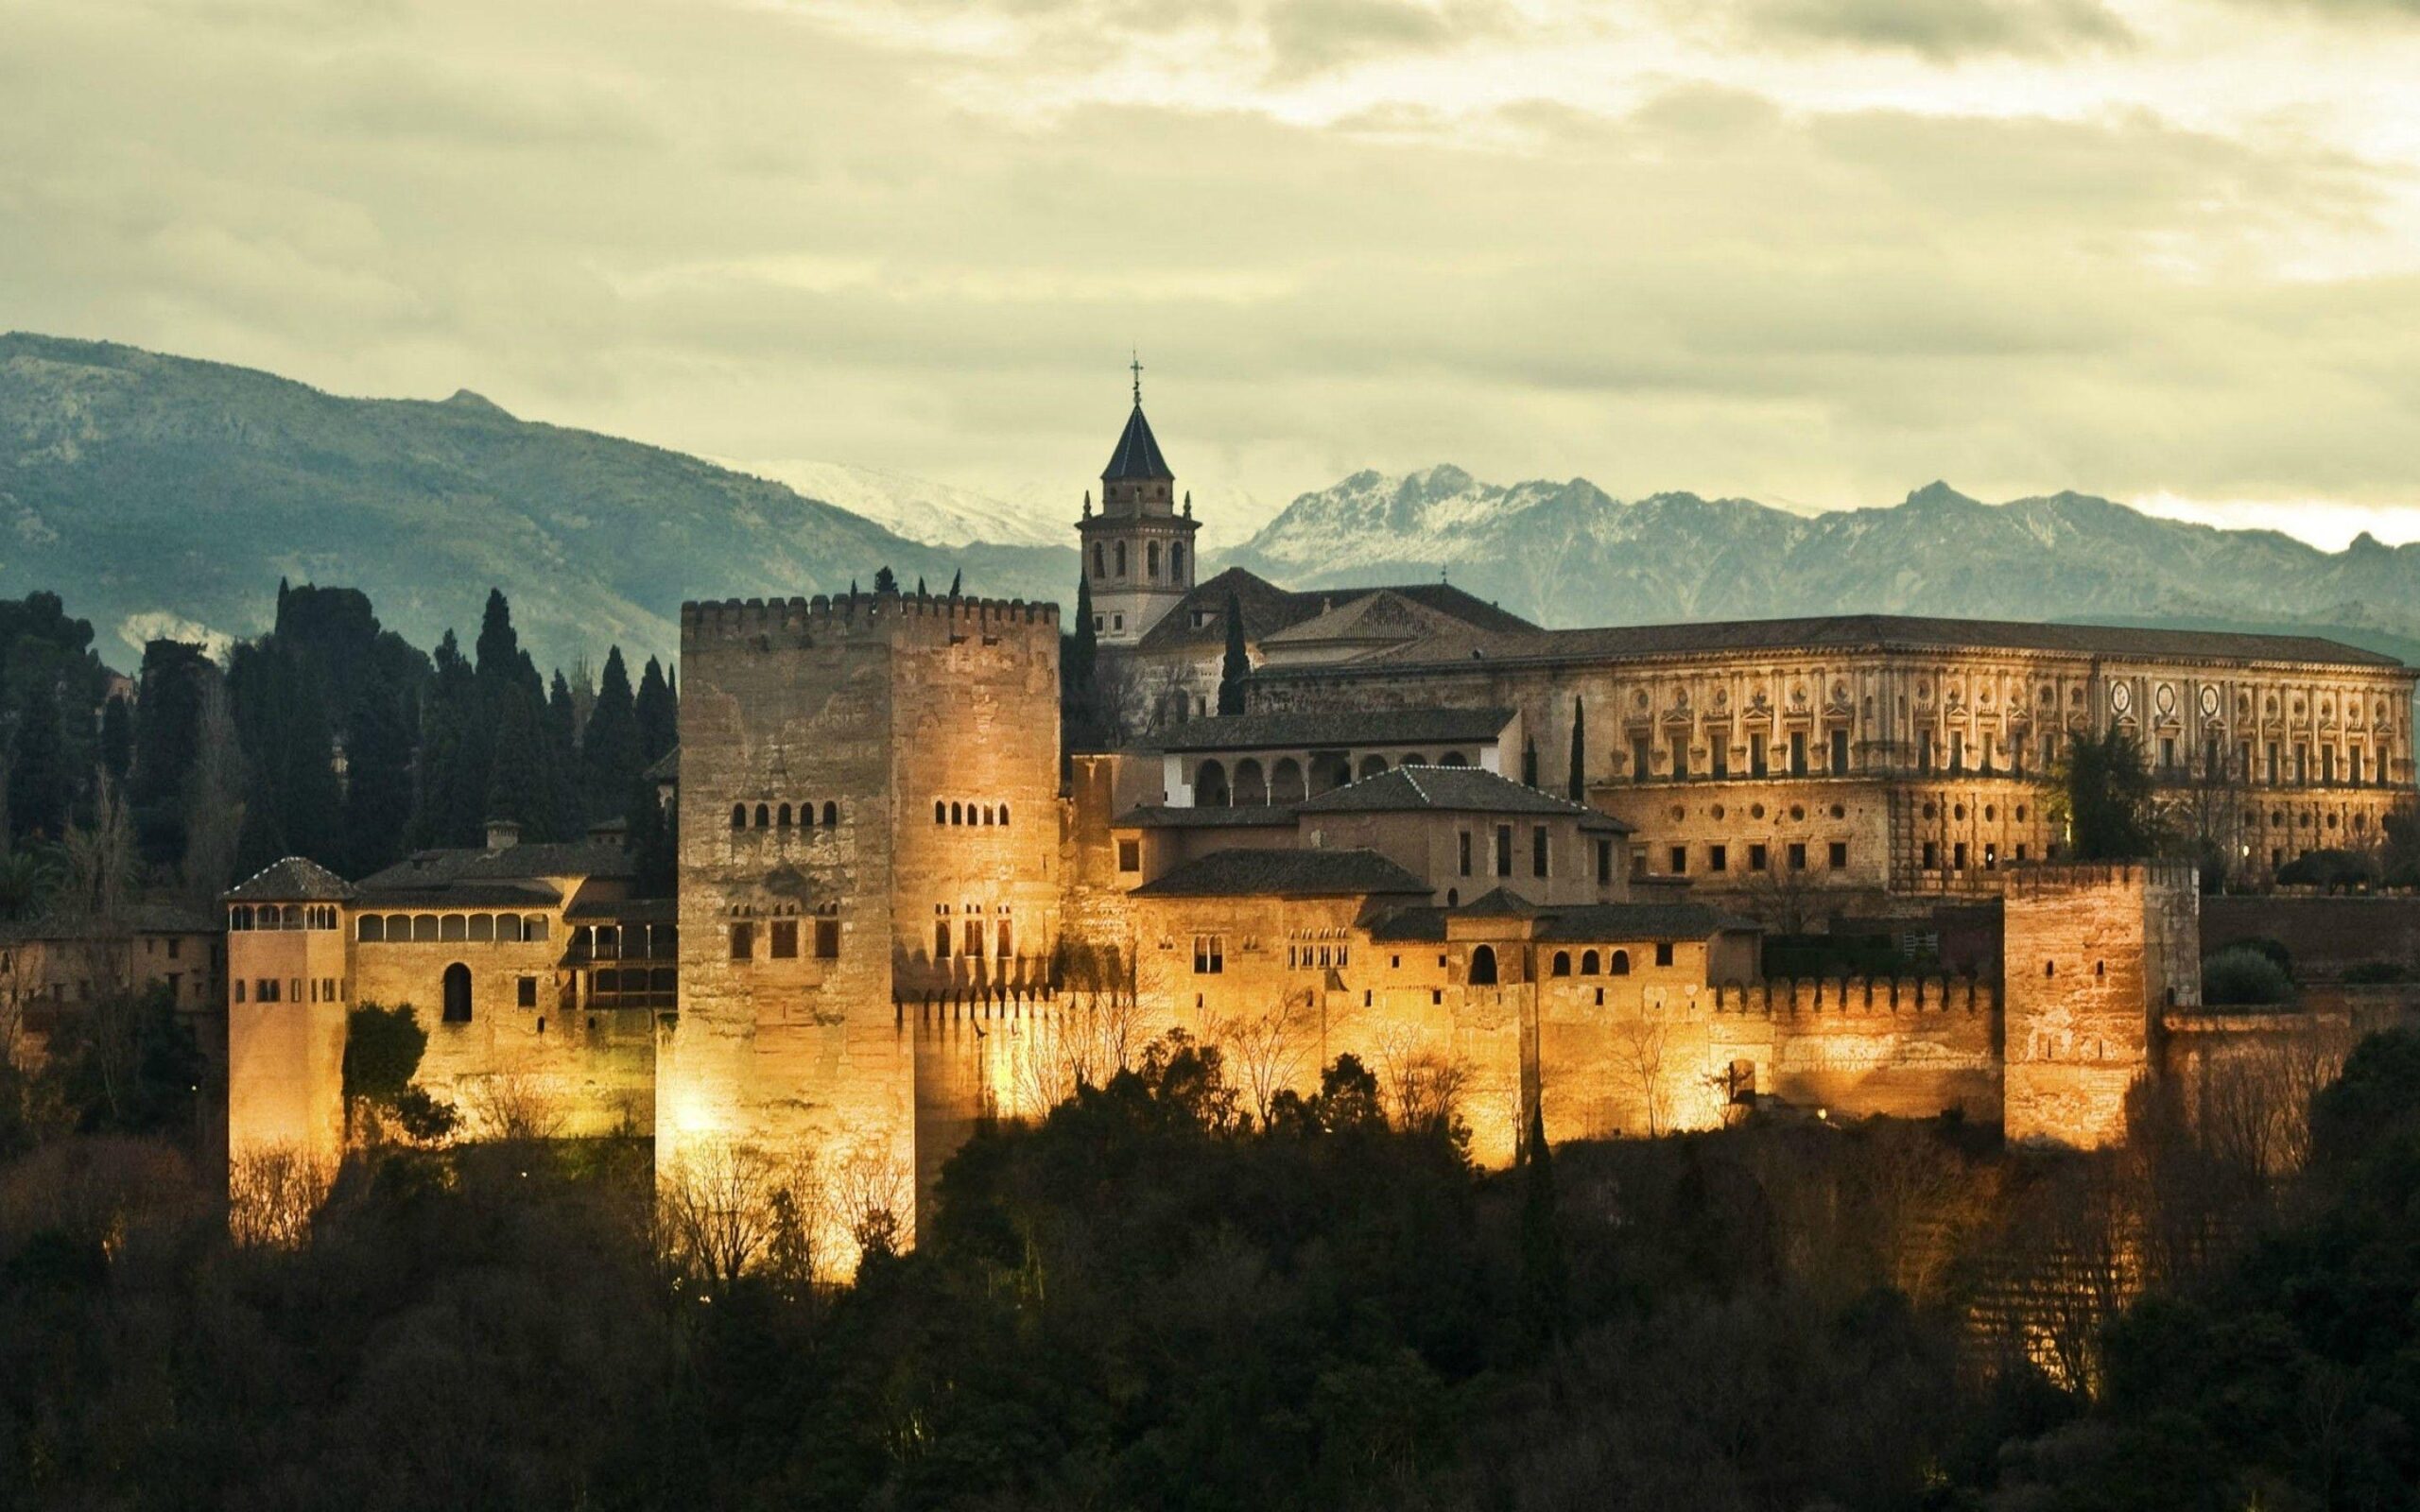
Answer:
[223,858,356,1183]
[2001,861,2200,1147]
[659,589,1063,1258]
[1076,358,1199,646]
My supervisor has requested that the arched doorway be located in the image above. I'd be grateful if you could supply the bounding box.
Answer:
[442,962,473,1023]
[1196,759,1230,806]
[1470,945,1498,987]
[1234,758,1269,806]
[1269,757,1306,805]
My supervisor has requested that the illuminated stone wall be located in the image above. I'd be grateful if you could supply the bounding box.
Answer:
[225,924,351,1172]
[664,592,1061,1257]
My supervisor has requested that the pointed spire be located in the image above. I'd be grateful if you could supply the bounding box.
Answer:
[1131,348,1143,406]
[1184,490,1192,517]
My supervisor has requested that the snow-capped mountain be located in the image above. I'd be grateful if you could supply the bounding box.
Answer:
[735,458,1069,549]
[1224,468,2420,652]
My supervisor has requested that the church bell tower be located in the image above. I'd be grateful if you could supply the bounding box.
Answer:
[1077,356,1199,645]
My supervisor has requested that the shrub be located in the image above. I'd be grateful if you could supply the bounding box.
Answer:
[2202,946,2294,1007]
[2230,936,2294,978]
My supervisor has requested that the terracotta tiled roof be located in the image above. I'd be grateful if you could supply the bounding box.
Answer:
[222,856,357,902]
[1129,847,1429,899]
[1297,765,1632,831]
[1112,804,1301,829]
[354,840,631,903]
[1131,568,1536,656]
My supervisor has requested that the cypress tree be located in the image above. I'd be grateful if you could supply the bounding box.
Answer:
[474,588,518,679]
[546,671,583,837]
[627,774,676,898]
[99,694,133,787]
[873,566,898,594]
[409,631,480,849]
[8,672,66,843]
[582,647,643,833]
[634,656,677,764]
[915,576,927,596]
[1065,574,1100,749]
[482,688,548,834]
[948,568,962,597]
[1518,1101,1568,1347]
[1567,697,1586,801]
[131,640,210,864]
[341,680,414,876]
[1217,588,1249,717]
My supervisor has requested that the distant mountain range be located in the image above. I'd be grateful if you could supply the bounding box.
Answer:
[0,334,1073,669]
[1228,466,2420,664]
[8,332,2420,676]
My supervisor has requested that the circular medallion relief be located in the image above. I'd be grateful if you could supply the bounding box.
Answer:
[2111,682,2133,715]
[2154,684,2176,717]
[2201,685,2221,718]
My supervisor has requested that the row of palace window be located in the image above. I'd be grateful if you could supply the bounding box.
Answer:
[1632,725,2395,786]
[1090,539,1186,582]
[934,800,1011,827]
[1455,825,1619,886]
[732,800,840,830]
[568,923,677,961]
[1194,751,1474,807]
[1634,729,1853,782]
[1548,948,1662,976]
[1663,840,1852,876]
[233,975,346,1005]
[228,904,340,931]
[355,913,552,943]
[931,913,1015,960]
[729,918,842,961]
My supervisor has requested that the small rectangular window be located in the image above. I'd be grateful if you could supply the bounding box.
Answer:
[1788,842,1807,871]
[233,979,245,1004]
[963,919,983,957]
[1459,830,1473,877]
[1750,733,1768,778]
[1829,728,1848,773]
[996,919,1013,958]
[1668,844,1687,875]
[1710,743,1728,779]
[1532,826,1549,878]
[1117,838,1141,874]
[1632,736,1651,782]
[1789,731,1807,776]
[1827,841,1848,868]
[1708,844,1727,873]
[1495,824,1512,878]
[1596,838,1612,885]
[771,919,799,959]
[1953,841,1969,871]
[1748,843,1769,872]
[1669,735,1689,782]
[1922,840,1940,870]
[815,919,840,959]
[1193,934,1224,974]
[1654,942,1675,968]
[517,975,538,1007]
[934,919,951,959]
[730,922,754,960]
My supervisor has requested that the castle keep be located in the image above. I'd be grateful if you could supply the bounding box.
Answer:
[221,384,2420,1263]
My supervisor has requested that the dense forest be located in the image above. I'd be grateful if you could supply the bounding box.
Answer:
[0,580,681,919]
[3,1009,2418,1509]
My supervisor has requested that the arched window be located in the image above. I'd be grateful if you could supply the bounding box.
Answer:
[468,913,493,942]
[1470,944,1499,987]
[357,915,386,942]
[1582,950,1599,975]
[1402,752,1428,767]
[996,804,1008,826]
[1196,759,1230,806]
[1609,950,1631,975]
[413,915,439,942]
[777,803,792,827]
[983,806,995,826]
[754,802,770,828]
[1234,758,1268,806]
[1148,541,1161,578]
[1270,758,1306,805]
[822,801,838,826]
[386,914,408,940]
[936,800,946,824]
[497,914,523,943]
[1439,750,1469,767]
[1358,754,1389,780]
[951,801,963,825]
[1310,753,1353,795]
[1114,541,1127,576]
[282,904,302,928]
[441,962,473,1023]
[441,914,467,942]
[732,803,747,829]
[1551,951,1571,977]
[1170,544,1185,581]
[1093,541,1105,576]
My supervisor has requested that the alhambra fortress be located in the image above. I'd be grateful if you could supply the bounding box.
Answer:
[218,390,2420,1249]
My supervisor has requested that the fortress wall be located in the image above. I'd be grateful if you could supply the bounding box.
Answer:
[2002,863,2199,1147]
[2203,895,2420,981]
[668,593,1062,1259]
[225,928,350,1171]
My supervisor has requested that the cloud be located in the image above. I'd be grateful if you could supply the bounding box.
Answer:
[1724,0,2133,60]
[0,0,2417,547]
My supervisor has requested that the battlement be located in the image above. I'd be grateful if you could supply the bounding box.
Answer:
[680,592,1061,647]
[1715,974,1995,1017]
[2001,860,2199,899]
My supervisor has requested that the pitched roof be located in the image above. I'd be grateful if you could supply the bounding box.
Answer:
[1297,764,1632,831]
[1129,847,1430,899]
[1154,707,1515,752]
[1368,900,1754,942]
[354,840,631,903]
[1258,590,1466,651]
[1131,568,1537,656]
[223,856,356,902]
[1103,404,1174,481]
[1113,804,1302,829]
[645,747,679,783]
[0,902,218,943]
[1297,612,2404,673]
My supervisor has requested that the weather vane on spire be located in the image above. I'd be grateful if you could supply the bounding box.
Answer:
[1130,349,1143,406]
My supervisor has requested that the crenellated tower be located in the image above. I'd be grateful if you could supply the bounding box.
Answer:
[1077,356,1200,645]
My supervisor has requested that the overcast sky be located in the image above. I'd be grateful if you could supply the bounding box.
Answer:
[6,0,2420,548]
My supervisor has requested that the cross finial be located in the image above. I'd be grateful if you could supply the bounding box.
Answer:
[1130,349,1143,406]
